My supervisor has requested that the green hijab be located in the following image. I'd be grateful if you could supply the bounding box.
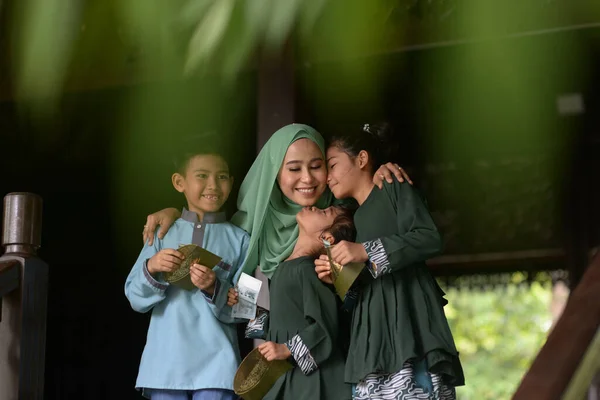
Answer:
[230,123,334,278]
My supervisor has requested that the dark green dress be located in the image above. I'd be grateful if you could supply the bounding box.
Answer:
[265,256,352,400]
[345,181,465,388]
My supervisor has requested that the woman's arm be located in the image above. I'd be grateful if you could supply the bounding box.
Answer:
[373,162,413,189]
[142,208,181,246]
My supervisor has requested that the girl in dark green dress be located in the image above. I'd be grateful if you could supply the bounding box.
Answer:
[315,123,464,400]
[256,205,357,400]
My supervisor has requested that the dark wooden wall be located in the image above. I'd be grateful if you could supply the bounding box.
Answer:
[297,27,600,279]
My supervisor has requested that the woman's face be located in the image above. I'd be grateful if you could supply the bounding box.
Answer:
[296,206,341,235]
[277,138,328,206]
[326,145,359,199]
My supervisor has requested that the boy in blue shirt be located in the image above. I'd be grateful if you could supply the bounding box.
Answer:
[125,145,249,400]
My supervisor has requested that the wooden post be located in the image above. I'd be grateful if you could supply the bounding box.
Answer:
[254,43,296,321]
[0,193,49,400]
[256,43,296,151]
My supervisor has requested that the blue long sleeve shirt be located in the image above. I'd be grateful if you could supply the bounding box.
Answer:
[125,209,249,394]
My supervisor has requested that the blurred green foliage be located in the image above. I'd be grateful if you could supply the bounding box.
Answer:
[445,279,553,399]
[9,0,598,102]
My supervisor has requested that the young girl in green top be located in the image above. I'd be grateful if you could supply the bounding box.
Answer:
[315,122,464,400]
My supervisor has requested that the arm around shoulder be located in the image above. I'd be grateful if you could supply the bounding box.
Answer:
[143,207,181,246]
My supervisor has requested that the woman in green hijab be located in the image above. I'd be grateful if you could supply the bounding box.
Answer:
[142,123,411,278]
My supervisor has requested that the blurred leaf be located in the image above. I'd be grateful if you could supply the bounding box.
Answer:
[264,0,302,48]
[178,0,214,28]
[185,0,235,75]
[245,0,272,35]
[219,0,267,80]
[297,0,329,38]
[13,0,83,101]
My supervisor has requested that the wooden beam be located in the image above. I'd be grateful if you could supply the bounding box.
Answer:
[427,249,568,277]
[428,248,565,266]
[253,43,296,341]
[299,8,600,64]
[512,252,600,399]
[428,248,566,276]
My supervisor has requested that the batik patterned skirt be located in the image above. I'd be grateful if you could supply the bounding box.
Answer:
[353,362,456,400]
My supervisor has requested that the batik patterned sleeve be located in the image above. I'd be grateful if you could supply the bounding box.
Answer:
[245,307,269,340]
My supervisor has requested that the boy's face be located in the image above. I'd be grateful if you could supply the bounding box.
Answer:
[172,154,233,216]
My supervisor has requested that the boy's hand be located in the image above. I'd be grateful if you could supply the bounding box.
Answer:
[190,263,216,293]
[331,241,368,266]
[227,288,239,306]
[314,255,334,284]
[258,341,291,361]
[147,249,185,275]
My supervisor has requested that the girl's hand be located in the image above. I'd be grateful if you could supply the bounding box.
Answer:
[143,208,181,246]
[258,341,291,361]
[331,241,368,266]
[147,249,184,275]
[227,288,239,306]
[190,264,216,293]
[314,255,334,284]
[373,163,413,189]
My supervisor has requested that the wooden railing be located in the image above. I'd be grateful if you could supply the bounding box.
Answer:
[513,251,600,399]
[0,193,49,400]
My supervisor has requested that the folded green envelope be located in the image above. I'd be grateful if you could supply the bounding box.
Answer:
[323,240,365,300]
[164,244,222,290]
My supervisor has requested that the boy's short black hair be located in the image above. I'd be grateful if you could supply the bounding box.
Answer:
[171,133,231,175]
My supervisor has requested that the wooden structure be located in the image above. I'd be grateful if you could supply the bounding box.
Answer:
[0,193,49,400]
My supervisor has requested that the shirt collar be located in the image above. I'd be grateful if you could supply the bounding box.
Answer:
[181,208,227,224]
